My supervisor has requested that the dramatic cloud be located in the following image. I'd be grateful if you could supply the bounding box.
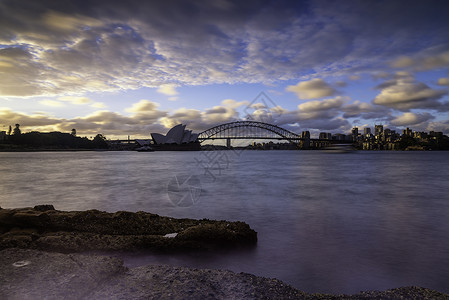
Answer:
[221,99,249,110]
[39,96,106,108]
[373,78,448,111]
[1,0,448,135]
[426,121,449,134]
[1,0,449,96]
[438,78,449,86]
[390,112,434,126]
[0,99,168,138]
[58,96,92,105]
[391,50,449,71]
[126,100,162,114]
[124,100,167,124]
[159,99,245,131]
[157,85,178,96]
[159,109,202,130]
[265,97,352,132]
[298,117,350,132]
[286,79,337,100]
[0,108,62,127]
[342,101,391,120]
[298,97,345,113]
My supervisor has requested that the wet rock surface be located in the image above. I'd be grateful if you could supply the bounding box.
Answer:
[0,206,257,252]
[1,248,447,300]
[1,207,448,299]
[0,248,124,300]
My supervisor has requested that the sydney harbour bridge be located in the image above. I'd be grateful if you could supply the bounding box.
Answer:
[197,120,311,148]
[113,120,346,149]
[195,120,350,148]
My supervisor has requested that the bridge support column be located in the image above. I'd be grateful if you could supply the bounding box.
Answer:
[226,138,231,148]
[299,138,310,150]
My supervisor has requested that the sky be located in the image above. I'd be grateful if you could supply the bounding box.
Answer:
[1,0,449,139]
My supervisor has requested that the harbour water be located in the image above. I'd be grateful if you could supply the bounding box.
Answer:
[1,150,449,294]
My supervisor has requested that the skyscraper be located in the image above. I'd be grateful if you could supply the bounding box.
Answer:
[364,127,371,136]
[352,127,359,141]
[403,128,412,136]
[375,124,383,137]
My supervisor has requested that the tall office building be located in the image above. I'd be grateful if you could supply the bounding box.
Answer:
[351,127,359,141]
[375,124,383,137]
[403,127,412,136]
[364,127,371,136]
[319,132,332,140]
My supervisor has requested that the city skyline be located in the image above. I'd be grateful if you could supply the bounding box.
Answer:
[1,0,449,139]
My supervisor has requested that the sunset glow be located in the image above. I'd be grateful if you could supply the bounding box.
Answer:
[1,0,448,138]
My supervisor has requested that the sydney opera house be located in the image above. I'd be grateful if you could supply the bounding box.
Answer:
[151,124,200,150]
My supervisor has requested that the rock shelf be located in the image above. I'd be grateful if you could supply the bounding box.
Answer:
[1,249,448,299]
[1,206,447,299]
[0,205,257,252]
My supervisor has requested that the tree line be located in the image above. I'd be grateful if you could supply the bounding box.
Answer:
[1,126,108,149]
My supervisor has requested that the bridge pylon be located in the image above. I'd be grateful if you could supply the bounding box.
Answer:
[226,138,231,148]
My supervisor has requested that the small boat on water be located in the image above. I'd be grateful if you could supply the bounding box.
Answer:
[135,146,155,152]
[322,144,355,153]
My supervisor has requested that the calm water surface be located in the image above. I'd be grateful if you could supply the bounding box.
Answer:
[1,150,448,294]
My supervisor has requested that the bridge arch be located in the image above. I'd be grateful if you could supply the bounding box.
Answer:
[197,121,302,142]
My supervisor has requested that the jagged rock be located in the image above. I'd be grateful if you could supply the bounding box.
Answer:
[0,206,257,252]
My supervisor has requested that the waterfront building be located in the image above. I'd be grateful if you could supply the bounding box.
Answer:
[374,124,383,137]
[151,124,199,144]
[351,127,359,141]
[414,131,428,142]
[429,131,443,138]
[319,132,332,140]
[403,127,413,137]
[364,127,371,136]
[333,133,346,141]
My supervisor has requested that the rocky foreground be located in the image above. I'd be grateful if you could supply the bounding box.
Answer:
[1,248,447,300]
[0,205,257,252]
[1,206,448,299]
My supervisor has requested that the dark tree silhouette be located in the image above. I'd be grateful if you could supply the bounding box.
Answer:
[92,134,108,149]
[13,124,21,135]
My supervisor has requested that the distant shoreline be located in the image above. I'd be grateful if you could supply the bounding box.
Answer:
[0,147,448,152]
[0,148,107,152]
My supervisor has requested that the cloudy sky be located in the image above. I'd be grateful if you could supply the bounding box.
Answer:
[1,0,449,139]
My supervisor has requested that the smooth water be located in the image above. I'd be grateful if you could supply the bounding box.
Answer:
[1,150,448,294]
